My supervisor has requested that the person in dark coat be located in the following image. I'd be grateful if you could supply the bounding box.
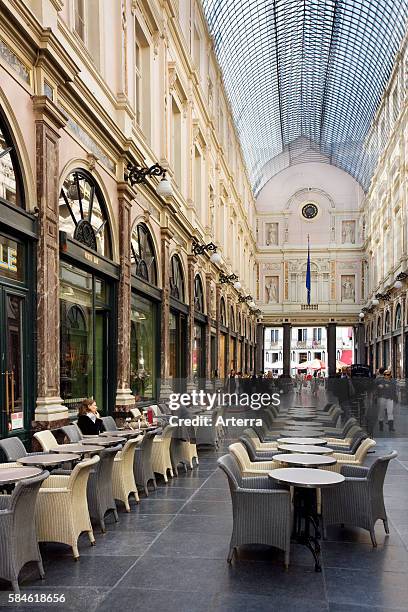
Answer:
[77,398,104,435]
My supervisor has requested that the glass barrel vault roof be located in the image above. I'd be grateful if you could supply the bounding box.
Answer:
[201,0,408,194]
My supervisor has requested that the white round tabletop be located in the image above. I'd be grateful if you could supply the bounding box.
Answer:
[273,453,337,467]
[81,437,126,446]
[277,444,333,454]
[269,467,344,488]
[277,437,327,445]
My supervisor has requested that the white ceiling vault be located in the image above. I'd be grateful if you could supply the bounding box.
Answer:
[201,0,408,195]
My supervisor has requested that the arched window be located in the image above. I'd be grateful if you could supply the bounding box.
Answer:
[131,223,157,284]
[59,170,112,258]
[220,298,226,325]
[194,275,204,312]
[0,112,24,207]
[169,255,185,301]
[395,304,402,330]
[230,307,235,332]
[384,311,391,334]
[66,305,87,331]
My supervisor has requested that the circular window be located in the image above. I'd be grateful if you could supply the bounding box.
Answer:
[301,202,318,219]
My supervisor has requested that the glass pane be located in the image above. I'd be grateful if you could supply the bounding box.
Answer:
[192,324,204,381]
[94,310,106,413]
[60,262,94,413]
[5,294,24,431]
[0,126,18,206]
[0,234,24,282]
[130,294,156,400]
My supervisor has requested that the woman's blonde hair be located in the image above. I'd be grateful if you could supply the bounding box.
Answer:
[78,398,96,416]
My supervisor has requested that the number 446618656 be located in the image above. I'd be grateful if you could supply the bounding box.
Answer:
[8,594,66,604]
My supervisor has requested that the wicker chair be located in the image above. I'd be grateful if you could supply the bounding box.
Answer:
[179,425,199,469]
[229,442,280,477]
[242,428,278,452]
[101,416,119,431]
[239,436,277,462]
[325,438,376,473]
[324,417,359,439]
[35,455,99,559]
[112,437,141,511]
[0,438,45,462]
[60,424,83,443]
[328,431,367,454]
[0,470,50,593]
[218,454,292,567]
[33,430,59,452]
[87,444,121,532]
[321,450,398,546]
[151,424,177,482]
[134,429,159,496]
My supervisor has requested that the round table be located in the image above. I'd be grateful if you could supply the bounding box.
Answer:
[278,437,327,445]
[50,444,102,456]
[17,453,80,468]
[100,430,141,438]
[81,436,126,447]
[269,467,344,572]
[277,444,333,454]
[273,453,337,467]
[0,466,43,486]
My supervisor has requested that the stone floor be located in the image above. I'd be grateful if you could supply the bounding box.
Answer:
[1,394,408,611]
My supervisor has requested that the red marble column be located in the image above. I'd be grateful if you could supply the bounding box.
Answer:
[33,96,68,429]
[159,228,172,398]
[115,182,135,411]
[205,273,212,385]
[186,254,196,390]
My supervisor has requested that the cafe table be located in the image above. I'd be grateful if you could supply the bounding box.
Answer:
[0,466,43,486]
[100,429,141,438]
[269,467,344,572]
[80,436,126,447]
[17,453,80,469]
[50,444,103,456]
[273,453,337,468]
[277,443,333,454]
[278,437,327,445]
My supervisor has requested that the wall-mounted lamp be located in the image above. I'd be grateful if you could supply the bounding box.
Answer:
[375,292,391,301]
[125,162,173,197]
[238,295,253,303]
[192,241,221,264]
[219,272,238,284]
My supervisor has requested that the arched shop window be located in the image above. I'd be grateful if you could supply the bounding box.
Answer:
[194,275,204,312]
[169,255,185,301]
[384,310,391,334]
[59,170,112,258]
[131,223,157,284]
[395,304,402,330]
[220,297,226,325]
[230,307,235,332]
[0,112,24,207]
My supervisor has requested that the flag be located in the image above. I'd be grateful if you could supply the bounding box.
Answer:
[306,234,311,305]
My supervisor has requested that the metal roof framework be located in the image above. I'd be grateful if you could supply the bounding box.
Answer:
[201,0,408,194]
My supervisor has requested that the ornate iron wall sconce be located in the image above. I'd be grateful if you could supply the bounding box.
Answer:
[192,241,217,256]
[125,162,172,196]
[375,292,391,301]
[238,295,253,303]
[219,272,238,284]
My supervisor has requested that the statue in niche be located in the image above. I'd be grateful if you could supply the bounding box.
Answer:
[265,223,278,246]
[342,220,356,244]
[341,275,355,302]
[265,276,279,304]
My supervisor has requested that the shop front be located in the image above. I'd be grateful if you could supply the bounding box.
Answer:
[58,170,118,417]
[0,115,36,441]
[192,275,206,385]
[169,255,188,391]
[130,223,161,403]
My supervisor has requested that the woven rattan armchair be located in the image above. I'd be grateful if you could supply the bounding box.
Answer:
[112,437,141,511]
[134,429,159,496]
[60,424,83,443]
[229,442,280,477]
[33,430,59,452]
[87,444,121,532]
[324,417,359,439]
[218,454,292,567]
[0,470,50,593]
[242,428,278,451]
[0,438,45,462]
[325,438,376,473]
[101,416,119,431]
[151,424,177,482]
[35,455,99,559]
[239,436,277,462]
[327,431,367,454]
[321,450,397,546]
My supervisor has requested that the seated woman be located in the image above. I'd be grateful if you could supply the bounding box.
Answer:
[77,398,104,435]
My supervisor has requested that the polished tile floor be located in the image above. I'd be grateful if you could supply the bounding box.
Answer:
[1,396,408,611]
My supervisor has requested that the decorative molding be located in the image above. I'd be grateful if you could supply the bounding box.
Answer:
[0,38,30,83]
[64,113,116,173]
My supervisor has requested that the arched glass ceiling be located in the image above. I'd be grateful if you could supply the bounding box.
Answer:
[201,0,408,194]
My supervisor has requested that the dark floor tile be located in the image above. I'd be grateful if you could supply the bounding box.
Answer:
[164,476,210,488]
[96,588,210,612]
[131,499,186,515]
[211,591,328,612]
[146,530,231,559]
[322,541,408,573]
[193,487,231,502]
[167,514,233,535]
[74,531,157,557]
[180,500,232,516]
[329,603,407,612]
[324,524,404,547]
[105,513,174,533]
[147,486,195,500]
[325,567,408,609]
[119,556,230,592]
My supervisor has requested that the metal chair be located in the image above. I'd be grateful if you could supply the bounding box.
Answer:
[87,444,121,532]
[321,450,398,546]
[218,454,292,567]
[0,470,49,592]
[134,429,159,496]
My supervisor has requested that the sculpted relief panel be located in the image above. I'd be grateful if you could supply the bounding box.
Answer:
[265,276,279,303]
[342,220,356,244]
[265,222,279,245]
[341,275,356,302]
